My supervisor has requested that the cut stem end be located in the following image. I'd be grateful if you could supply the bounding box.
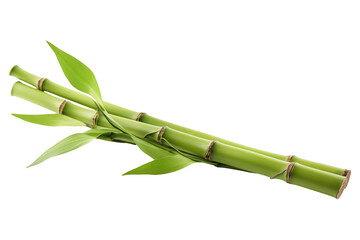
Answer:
[336,169,351,199]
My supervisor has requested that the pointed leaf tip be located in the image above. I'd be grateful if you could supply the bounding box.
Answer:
[123,156,195,175]
[26,163,35,168]
[12,113,85,127]
[46,40,52,47]
[27,129,110,167]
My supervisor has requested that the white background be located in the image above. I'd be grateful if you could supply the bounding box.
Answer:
[0,1,359,239]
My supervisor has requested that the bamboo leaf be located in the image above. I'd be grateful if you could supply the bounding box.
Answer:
[123,136,196,175]
[47,42,129,134]
[123,155,195,175]
[47,41,103,105]
[131,135,172,159]
[96,104,127,133]
[12,114,85,127]
[27,128,110,168]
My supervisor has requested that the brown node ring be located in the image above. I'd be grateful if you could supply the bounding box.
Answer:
[58,100,67,115]
[143,126,167,144]
[157,126,167,144]
[37,78,46,91]
[270,162,296,184]
[286,155,295,162]
[136,112,145,121]
[205,140,217,161]
[92,111,99,125]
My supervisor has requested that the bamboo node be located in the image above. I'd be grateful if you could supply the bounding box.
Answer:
[205,140,217,161]
[37,78,46,91]
[136,112,145,121]
[143,129,158,138]
[143,126,167,144]
[58,100,67,115]
[157,126,167,144]
[92,111,99,125]
[286,155,295,162]
[270,162,296,184]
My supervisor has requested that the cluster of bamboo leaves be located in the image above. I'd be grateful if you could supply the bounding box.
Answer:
[13,42,200,175]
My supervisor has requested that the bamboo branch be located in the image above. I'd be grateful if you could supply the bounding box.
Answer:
[10,65,348,176]
[11,81,349,198]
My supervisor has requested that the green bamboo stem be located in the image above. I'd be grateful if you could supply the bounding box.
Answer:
[11,81,349,198]
[10,65,348,177]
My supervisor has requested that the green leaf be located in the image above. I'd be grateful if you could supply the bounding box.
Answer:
[96,104,127,133]
[47,41,103,105]
[123,155,195,175]
[12,114,85,127]
[27,128,110,168]
[131,135,172,159]
[47,42,129,134]
[123,136,196,175]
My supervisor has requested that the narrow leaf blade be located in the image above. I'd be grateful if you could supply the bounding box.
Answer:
[12,114,85,127]
[96,104,127,133]
[131,135,171,159]
[27,129,109,168]
[123,155,195,175]
[47,41,103,104]
[125,135,196,175]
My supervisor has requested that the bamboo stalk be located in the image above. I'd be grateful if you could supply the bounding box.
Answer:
[10,65,348,177]
[11,81,349,198]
